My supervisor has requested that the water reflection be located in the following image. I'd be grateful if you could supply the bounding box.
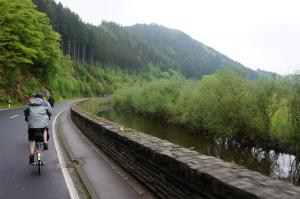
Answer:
[99,110,300,186]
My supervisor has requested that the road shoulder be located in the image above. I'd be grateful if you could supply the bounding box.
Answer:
[53,108,89,199]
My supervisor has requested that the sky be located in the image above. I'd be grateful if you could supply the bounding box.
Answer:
[54,0,300,74]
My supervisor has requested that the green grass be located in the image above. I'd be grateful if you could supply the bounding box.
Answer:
[0,102,24,110]
[76,98,109,114]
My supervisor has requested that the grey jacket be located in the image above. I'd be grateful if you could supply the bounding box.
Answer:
[24,97,52,129]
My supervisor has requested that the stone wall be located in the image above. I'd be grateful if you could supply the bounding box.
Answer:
[70,101,300,199]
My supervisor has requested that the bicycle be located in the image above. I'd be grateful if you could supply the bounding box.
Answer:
[34,141,44,175]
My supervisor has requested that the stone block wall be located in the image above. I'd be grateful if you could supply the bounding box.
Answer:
[70,102,300,199]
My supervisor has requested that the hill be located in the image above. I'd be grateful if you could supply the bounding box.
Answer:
[0,0,267,104]
[128,24,258,79]
[33,0,259,79]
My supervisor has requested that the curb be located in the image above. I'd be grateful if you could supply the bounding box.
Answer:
[55,109,99,199]
[52,108,80,199]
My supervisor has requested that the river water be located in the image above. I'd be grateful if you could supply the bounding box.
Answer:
[99,110,300,186]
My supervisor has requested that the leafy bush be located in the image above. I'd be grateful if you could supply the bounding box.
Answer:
[111,69,300,152]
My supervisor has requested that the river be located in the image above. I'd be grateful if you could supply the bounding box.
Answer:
[99,109,300,186]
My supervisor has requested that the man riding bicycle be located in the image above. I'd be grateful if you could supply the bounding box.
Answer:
[24,92,52,164]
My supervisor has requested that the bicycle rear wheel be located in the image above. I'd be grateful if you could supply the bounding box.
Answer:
[36,142,44,175]
[37,152,42,175]
[38,161,41,175]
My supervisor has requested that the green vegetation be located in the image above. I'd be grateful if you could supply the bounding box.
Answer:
[33,0,260,80]
[0,0,143,103]
[76,98,109,115]
[1,0,261,104]
[112,69,300,153]
[3,0,298,154]
[128,24,259,79]
[0,0,60,101]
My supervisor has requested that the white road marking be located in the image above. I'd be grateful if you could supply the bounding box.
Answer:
[10,114,19,119]
[53,108,80,199]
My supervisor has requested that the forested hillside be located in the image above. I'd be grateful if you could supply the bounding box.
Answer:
[0,0,143,103]
[33,0,259,79]
[0,0,264,104]
[128,24,258,79]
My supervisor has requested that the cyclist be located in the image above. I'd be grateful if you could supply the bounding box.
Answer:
[24,92,52,164]
[48,95,55,108]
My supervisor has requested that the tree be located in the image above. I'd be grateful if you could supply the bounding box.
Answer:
[251,74,283,138]
[0,0,60,69]
[287,74,300,150]
[0,0,61,97]
[196,69,253,137]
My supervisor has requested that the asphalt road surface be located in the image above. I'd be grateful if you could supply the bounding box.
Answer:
[0,102,74,199]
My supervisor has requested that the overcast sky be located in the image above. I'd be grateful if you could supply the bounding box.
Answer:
[54,0,300,74]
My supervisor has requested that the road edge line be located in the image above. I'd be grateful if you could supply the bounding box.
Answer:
[53,108,80,199]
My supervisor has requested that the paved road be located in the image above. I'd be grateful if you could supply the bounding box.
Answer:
[0,102,73,199]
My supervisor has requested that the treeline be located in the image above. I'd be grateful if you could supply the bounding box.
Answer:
[33,0,105,67]
[33,0,168,73]
[0,0,183,103]
[0,0,269,105]
[128,24,259,79]
[0,0,143,103]
[33,0,260,79]
[112,69,300,153]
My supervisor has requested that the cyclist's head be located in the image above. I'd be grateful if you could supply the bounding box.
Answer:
[34,92,44,99]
